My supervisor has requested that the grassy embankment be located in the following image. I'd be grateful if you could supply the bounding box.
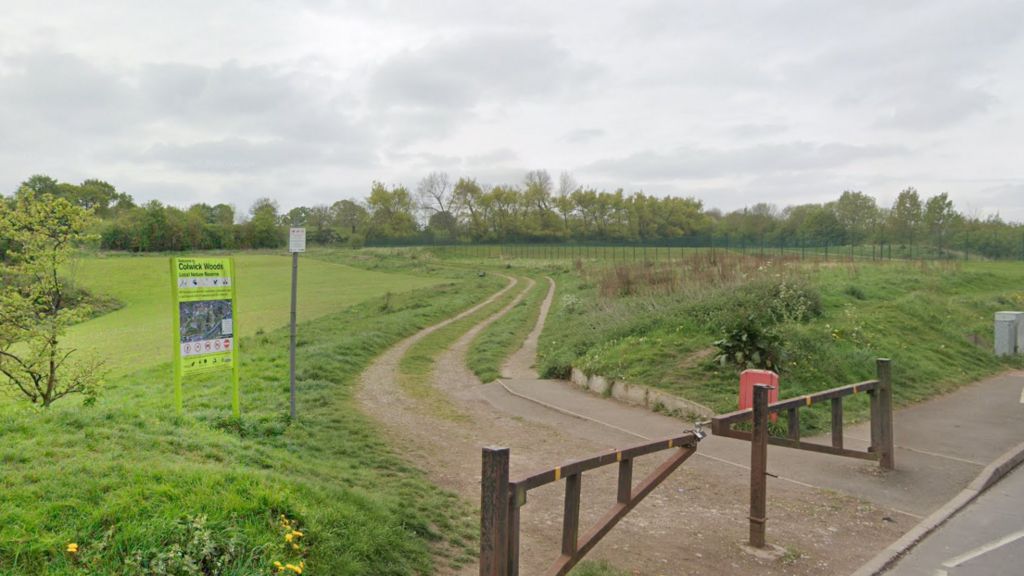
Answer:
[0,252,498,575]
[533,256,1024,432]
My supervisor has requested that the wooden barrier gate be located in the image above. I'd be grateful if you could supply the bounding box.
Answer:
[480,431,705,576]
[711,358,895,547]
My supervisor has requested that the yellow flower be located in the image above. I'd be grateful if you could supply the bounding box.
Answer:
[285,533,294,543]
[291,530,304,538]
[274,561,283,570]
[285,563,303,574]
[66,543,79,554]
[292,543,300,550]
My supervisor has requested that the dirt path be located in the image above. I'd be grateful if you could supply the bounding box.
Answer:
[358,278,906,575]
[502,277,555,380]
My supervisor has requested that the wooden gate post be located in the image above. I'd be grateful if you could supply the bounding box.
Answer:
[481,447,510,576]
[876,359,895,470]
[749,384,770,548]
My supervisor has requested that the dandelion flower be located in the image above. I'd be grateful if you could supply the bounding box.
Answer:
[66,543,79,554]
[285,563,303,574]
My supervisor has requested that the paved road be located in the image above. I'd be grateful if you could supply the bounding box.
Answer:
[886,462,1024,575]
[498,369,1024,519]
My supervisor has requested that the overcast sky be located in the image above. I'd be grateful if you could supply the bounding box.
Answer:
[2,1,1023,220]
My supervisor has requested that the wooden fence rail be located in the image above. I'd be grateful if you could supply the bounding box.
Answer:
[711,358,895,548]
[711,358,894,469]
[481,431,704,576]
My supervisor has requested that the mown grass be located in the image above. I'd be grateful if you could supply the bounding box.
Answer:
[466,277,549,382]
[0,270,498,575]
[537,259,1024,432]
[58,252,444,376]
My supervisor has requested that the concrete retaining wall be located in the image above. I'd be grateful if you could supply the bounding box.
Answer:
[570,368,714,420]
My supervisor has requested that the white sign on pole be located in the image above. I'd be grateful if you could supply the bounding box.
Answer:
[289,227,306,253]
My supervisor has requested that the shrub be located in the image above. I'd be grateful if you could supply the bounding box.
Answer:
[693,277,821,331]
[713,314,782,371]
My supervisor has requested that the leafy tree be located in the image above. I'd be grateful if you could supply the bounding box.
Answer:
[832,190,879,245]
[923,193,958,253]
[19,174,59,196]
[76,179,121,215]
[247,198,284,248]
[285,206,310,227]
[306,204,339,244]
[452,178,486,240]
[890,187,923,248]
[210,204,235,226]
[0,189,103,406]
[331,199,368,236]
[366,182,418,240]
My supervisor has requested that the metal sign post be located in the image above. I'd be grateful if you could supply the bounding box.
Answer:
[289,228,305,419]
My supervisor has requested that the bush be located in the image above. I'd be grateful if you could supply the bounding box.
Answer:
[693,277,821,331]
[700,278,820,372]
[713,314,782,371]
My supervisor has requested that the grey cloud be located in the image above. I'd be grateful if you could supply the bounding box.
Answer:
[0,50,139,137]
[465,148,519,168]
[366,32,600,145]
[139,137,373,174]
[875,84,995,132]
[140,61,367,143]
[789,2,1024,130]
[0,49,374,181]
[563,128,605,143]
[369,32,601,111]
[729,124,787,139]
[584,142,907,181]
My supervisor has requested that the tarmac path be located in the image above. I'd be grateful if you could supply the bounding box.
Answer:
[886,463,1024,575]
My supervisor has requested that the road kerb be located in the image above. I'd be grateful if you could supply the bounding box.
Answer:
[850,439,1024,576]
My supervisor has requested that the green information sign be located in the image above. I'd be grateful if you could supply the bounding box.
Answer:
[170,257,240,417]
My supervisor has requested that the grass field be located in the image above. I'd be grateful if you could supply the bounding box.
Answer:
[61,252,445,376]
[0,253,493,575]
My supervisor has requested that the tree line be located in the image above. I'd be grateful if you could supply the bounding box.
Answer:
[6,171,1024,259]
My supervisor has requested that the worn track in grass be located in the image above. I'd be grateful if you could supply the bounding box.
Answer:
[358,276,906,575]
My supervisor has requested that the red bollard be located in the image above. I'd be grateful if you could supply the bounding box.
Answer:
[740,369,778,422]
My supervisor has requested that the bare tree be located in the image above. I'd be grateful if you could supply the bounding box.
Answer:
[416,172,454,216]
[417,172,460,237]
[557,172,578,198]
